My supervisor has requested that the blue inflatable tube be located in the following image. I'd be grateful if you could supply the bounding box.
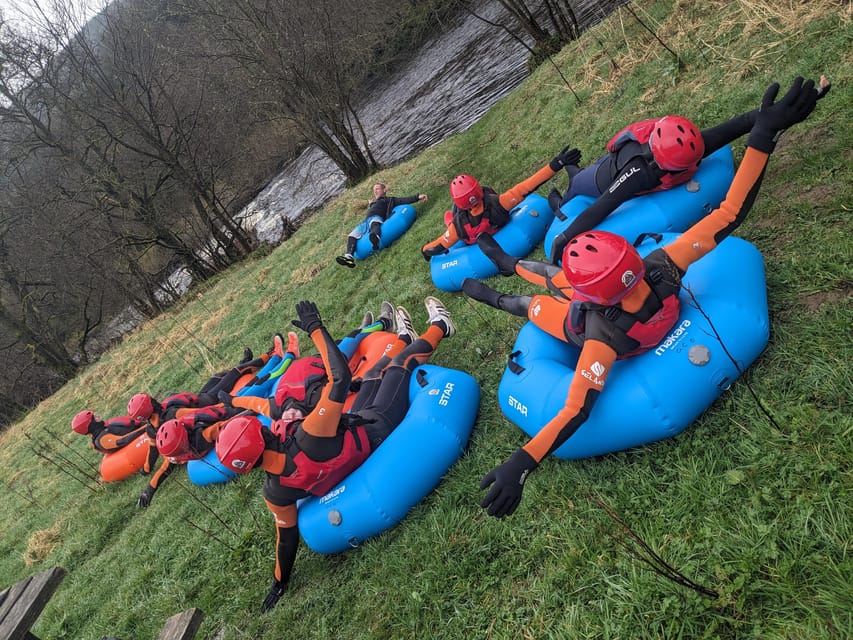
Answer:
[497,233,769,459]
[429,194,554,292]
[298,364,480,554]
[353,204,417,260]
[544,146,735,261]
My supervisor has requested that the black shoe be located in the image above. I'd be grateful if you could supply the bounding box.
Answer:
[241,347,254,363]
[462,278,504,309]
[369,232,381,250]
[548,188,566,221]
[336,254,356,268]
[476,234,517,276]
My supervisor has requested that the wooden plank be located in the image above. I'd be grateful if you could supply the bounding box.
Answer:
[157,608,205,640]
[0,567,66,640]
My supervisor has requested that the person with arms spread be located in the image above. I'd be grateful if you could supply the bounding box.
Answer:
[215,296,455,611]
[547,75,831,262]
[420,145,581,259]
[336,182,428,268]
[461,76,828,518]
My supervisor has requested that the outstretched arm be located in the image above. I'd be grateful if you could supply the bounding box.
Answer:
[480,339,617,517]
[666,76,826,272]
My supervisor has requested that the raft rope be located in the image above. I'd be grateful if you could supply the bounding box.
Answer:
[681,284,782,431]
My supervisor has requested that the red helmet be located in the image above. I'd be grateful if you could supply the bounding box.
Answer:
[648,115,704,171]
[216,415,265,474]
[156,418,190,457]
[562,231,646,305]
[71,410,97,435]
[449,175,483,211]
[127,393,155,420]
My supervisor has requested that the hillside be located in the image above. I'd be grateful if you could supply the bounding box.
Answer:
[0,1,849,638]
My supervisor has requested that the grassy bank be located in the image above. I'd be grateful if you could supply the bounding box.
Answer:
[0,1,850,638]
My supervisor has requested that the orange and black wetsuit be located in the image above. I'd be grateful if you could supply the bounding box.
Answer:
[421,162,558,257]
[484,144,771,464]
[549,110,758,260]
[89,416,148,454]
[257,318,447,607]
[142,404,243,496]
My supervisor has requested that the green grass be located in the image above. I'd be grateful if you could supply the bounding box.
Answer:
[0,1,850,638]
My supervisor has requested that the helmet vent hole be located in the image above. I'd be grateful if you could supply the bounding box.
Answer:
[585,244,598,253]
[569,250,579,257]
[677,124,685,133]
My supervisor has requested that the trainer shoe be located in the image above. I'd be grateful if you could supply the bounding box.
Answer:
[271,333,285,358]
[379,301,396,332]
[241,347,254,363]
[336,254,356,268]
[395,306,416,343]
[424,296,455,337]
[286,331,299,358]
[361,311,374,328]
[369,232,381,250]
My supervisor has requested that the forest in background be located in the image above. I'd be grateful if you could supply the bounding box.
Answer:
[0,0,592,422]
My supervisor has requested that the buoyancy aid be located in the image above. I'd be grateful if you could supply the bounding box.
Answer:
[607,119,699,192]
[451,187,508,243]
[273,356,326,410]
[91,416,147,453]
[277,420,371,496]
[565,258,682,359]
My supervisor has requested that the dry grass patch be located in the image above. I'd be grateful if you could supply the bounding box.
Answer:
[24,519,63,566]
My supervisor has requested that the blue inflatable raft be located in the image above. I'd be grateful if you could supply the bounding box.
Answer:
[429,194,554,292]
[298,364,480,554]
[497,233,769,459]
[544,146,735,262]
[352,204,417,260]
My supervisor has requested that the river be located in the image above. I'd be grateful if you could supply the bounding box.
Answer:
[241,0,628,244]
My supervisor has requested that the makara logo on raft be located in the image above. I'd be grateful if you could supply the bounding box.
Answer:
[655,319,691,356]
[320,485,346,504]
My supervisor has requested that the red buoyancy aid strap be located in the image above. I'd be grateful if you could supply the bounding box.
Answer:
[606,118,658,153]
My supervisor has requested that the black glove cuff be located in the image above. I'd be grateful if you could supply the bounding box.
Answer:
[549,159,563,172]
[747,128,778,154]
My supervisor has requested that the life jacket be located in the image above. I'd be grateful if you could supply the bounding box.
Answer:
[607,119,698,192]
[273,356,326,410]
[565,259,682,359]
[451,187,508,244]
[160,392,201,421]
[277,420,371,496]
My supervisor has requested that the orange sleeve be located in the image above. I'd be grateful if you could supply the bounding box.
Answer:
[300,327,347,438]
[522,340,617,463]
[147,458,172,490]
[422,223,461,253]
[231,394,273,416]
[498,164,557,211]
[665,146,770,271]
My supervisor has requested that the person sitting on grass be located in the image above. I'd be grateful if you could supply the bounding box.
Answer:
[462,76,828,519]
[215,296,455,611]
[336,182,428,268]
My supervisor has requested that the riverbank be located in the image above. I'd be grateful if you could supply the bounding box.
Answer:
[0,1,849,638]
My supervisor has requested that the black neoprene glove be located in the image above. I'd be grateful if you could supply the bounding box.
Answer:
[291,300,323,334]
[747,77,821,153]
[137,485,156,508]
[479,448,538,518]
[422,245,449,261]
[261,579,286,612]
[549,146,582,172]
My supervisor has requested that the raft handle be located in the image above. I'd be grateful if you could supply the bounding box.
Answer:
[415,368,429,388]
[507,350,525,375]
